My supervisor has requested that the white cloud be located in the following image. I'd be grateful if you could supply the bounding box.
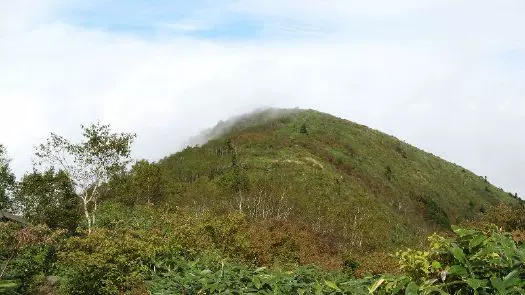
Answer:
[0,0,524,196]
[157,22,205,32]
[0,0,59,33]
[231,0,456,19]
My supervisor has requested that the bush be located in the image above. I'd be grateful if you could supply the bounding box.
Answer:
[351,251,399,277]
[420,196,450,229]
[372,225,525,294]
[482,203,525,231]
[57,228,162,295]
[299,123,308,134]
[246,219,342,269]
[0,223,64,294]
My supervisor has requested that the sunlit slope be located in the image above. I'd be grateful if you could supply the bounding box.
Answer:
[158,109,517,250]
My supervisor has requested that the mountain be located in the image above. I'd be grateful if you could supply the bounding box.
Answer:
[157,108,517,254]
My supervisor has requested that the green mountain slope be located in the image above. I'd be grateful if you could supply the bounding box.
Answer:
[157,108,517,252]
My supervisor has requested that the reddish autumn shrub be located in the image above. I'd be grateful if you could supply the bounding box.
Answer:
[246,219,343,269]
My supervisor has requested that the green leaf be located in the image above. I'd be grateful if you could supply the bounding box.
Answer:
[490,277,505,291]
[466,278,488,290]
[449,245,467,263]
[405,282,419,295]
[452,226,478,237]
[447,265,468,277]
[431,261,442,269]
[369,279,385,293]
[503,269,520,282]
[324,280,341,291]
[469,234,486,249]
[422,286,449,295]
[502,269,521,289]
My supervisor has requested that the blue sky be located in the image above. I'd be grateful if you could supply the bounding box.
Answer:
[61,0,265,39]
[56,0,345,41]
[1,0,525,196]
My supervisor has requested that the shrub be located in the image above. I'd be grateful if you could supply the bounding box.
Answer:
[419,196,450,229]
[351,251,399,277]
[482,203,525,231]
[0,223,64,294]
[57,228,162,295]
[372,225,525,294]
[299,123,308,134]
[246,219,342,269]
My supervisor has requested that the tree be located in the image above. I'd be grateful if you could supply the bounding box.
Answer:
[98,160,163,206]
[35,123,135,234]
[0,145,16,212]
[128,160,163,205]
[384,166,393,181]
[299,123,308,134]
[226,139,249,212]
[16,169,81,233]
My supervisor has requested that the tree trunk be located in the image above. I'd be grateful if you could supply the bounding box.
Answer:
[92,198,97,229]
[82,197,91,234]
[0,253,14,280]
[238,190,243,213]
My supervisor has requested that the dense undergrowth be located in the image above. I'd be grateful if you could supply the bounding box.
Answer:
[0,206,525,294]
[2,203,525,294]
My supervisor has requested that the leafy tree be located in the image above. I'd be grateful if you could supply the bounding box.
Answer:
[99,160,163,206]
[16,169,81,233]
[300,123,308,134]
[0,145,16,212]
[128,160,163,205]
[35,123,135,234]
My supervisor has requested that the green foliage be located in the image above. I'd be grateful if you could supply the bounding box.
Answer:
[0,145,16,211]
[373,226,525,294]
[102,160,165,206]
[482,203,525,231]
[148,257,371,294]
[129,160,164,205]
[3,108,523,293]
[95,202,347,270]
[157,109,516,255]
[420,196,451,229]
[384,165,393,181]
[35,122,136,233]
[300,123,308,134]
[342,256,360,274]
[16,169,81,233]
[57,228,160,295]
[0,223,64,294]
[0,280,19,294]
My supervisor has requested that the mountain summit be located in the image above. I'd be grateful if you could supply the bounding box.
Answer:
[159,108,516,251]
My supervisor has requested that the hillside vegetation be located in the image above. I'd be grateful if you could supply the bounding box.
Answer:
[156,109,516,251]
[1,108,522,294]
